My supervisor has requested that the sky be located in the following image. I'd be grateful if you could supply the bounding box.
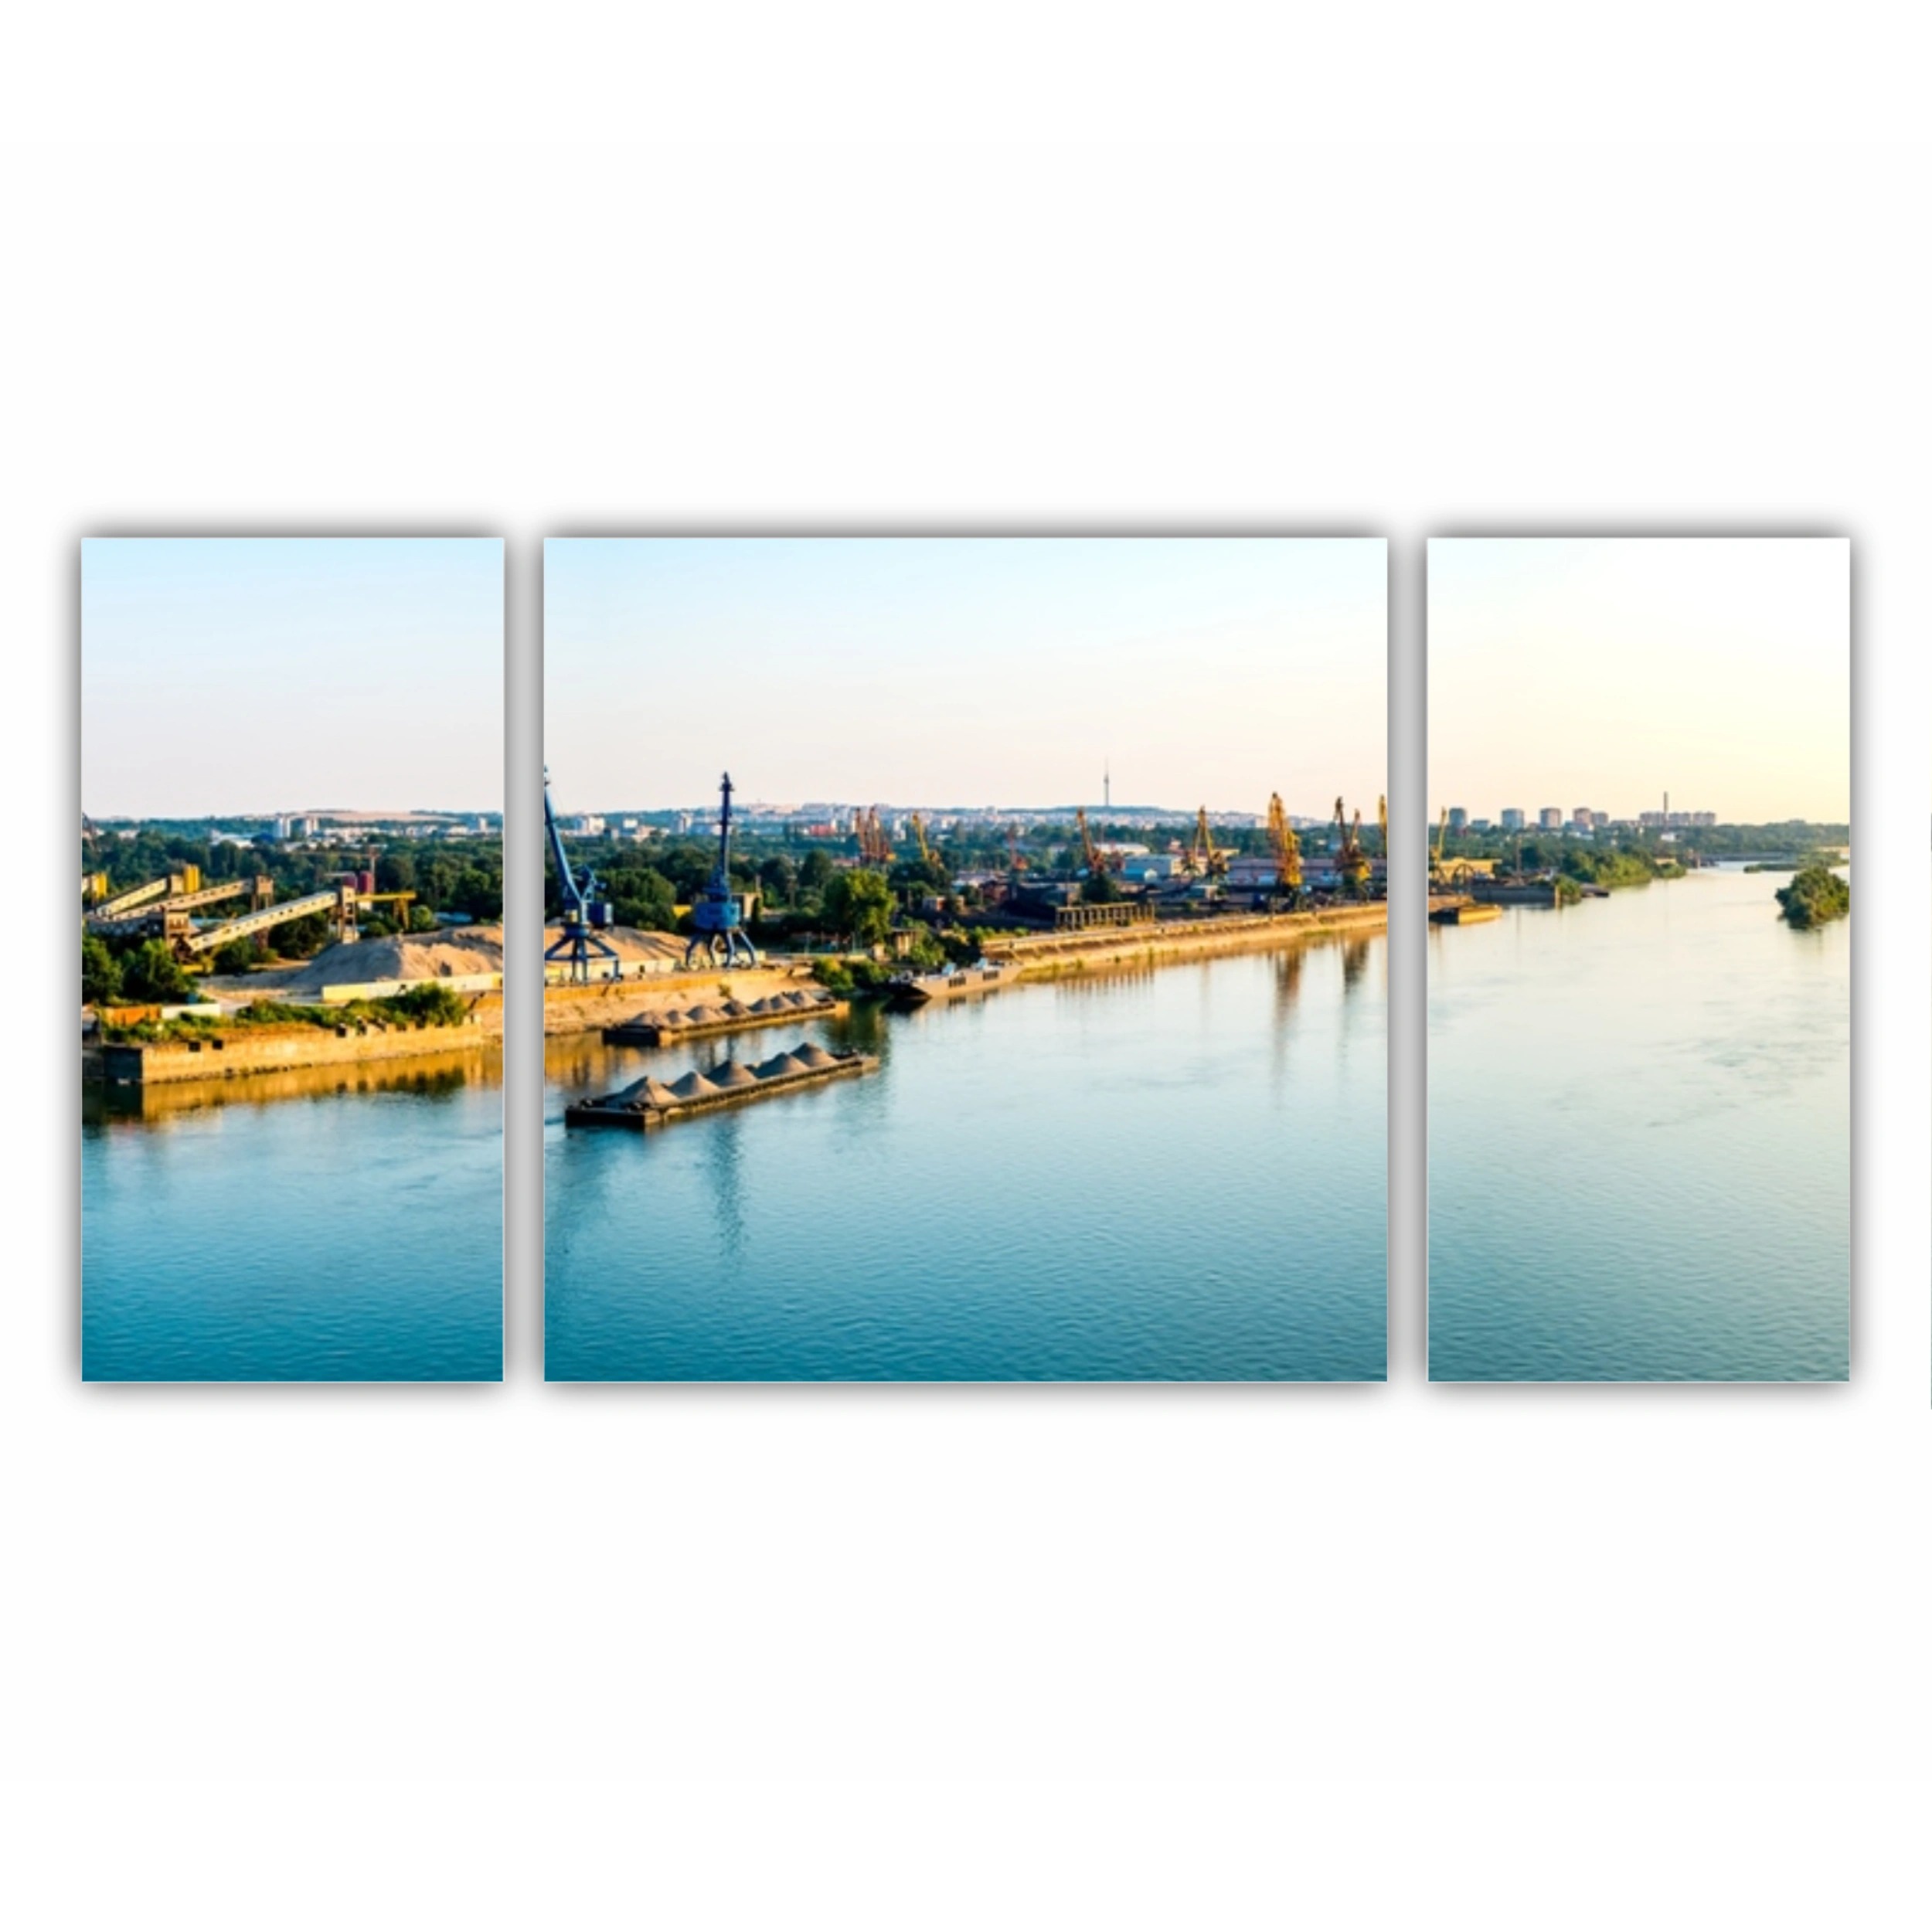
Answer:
[1430,537,1849,823]
[543,536,1386,820]
[81,537,502,818]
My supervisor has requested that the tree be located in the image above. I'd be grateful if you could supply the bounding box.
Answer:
[823,868,896,949]
[799,849,836,893]
[1776,866,1850,929]
[210,937,264,975]
[121,939,192,1003]
[81,933,123,1005]
[612,868,679,934]
[757,854,797,907]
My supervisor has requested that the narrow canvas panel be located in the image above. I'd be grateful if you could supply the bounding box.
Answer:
[81,537,505,1381]
[1426,536,1850,1382]
[543,536,1389,1381]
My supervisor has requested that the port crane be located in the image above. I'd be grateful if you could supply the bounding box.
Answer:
[1334,798,1371,894]
[1187,807,1228,879]
[855,806,894,867]
[1265,793,1303,902]
[544,768,621,983]
[910,812,945,873]
[1074,808,1118,877]
[686,771,759,968]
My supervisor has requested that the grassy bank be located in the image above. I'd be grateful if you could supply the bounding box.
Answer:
[102,981,474,1044]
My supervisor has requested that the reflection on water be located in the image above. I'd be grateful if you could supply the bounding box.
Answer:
[1428,866,1848,1381]
[546,938,1386,1381]
[83,1046,502,1381]
[86,1046,494,1124]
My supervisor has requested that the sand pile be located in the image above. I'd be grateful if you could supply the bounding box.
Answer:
[203,927,505,995]
[279,928,506,990]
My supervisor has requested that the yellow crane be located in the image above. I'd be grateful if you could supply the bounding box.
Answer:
[910,813,937,868]
[1265,793,1303,895]
[1334,798,1370,893]
[1432,807,1449,884]
[858,806,893,866]
[1075,807,1118,876]
[1378,794,1388,858]
[1189,806,1227,878]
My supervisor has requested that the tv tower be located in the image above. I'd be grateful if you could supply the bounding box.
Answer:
[1104,758,1111,811]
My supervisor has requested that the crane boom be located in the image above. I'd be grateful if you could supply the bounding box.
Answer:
[543,767,621,981]
[543,770,588,923]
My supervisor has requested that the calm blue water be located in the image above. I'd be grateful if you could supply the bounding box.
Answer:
[546,941,1387,1380]
[83,1050,503,1381]
[1429,865,1849,1381]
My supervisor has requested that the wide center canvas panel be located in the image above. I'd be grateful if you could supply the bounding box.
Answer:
[543,536,1389,1381]
[1426,536,1850,1382]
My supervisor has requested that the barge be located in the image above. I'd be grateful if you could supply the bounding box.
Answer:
[886,962,1016,1007]
[1429,900,1503,927]
[565,1042,877,1130]
[601,988,842,1047]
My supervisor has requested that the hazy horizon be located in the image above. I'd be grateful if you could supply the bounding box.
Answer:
[81,538,503,818]
[1429,537,1849,825]
[544,536,1387,820]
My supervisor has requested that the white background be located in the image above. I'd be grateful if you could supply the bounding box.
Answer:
[5,10,1930,1925]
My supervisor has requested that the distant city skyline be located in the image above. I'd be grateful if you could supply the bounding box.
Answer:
[1429,537,1849,825]
[544,536,1386,818]
[82,538,503,818]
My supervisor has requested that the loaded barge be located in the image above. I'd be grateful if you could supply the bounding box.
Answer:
[886,962,1016,1007]
[565,1042,878,1130]
[602,987,842,1047]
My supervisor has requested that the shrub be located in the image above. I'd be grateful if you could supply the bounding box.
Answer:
[1776,866,1850,929]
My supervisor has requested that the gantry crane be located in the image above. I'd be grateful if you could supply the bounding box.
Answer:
[1266,793,1303,901]
[544,768,621,983]
[686,771,759,968]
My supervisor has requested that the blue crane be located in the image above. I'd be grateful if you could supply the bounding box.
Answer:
[544,768,621,983]
[685,771,759,968]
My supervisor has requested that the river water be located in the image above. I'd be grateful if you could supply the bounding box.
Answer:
[1428,863,1849,1381]
[545,939,1388,1380]
[82,1049,503,1381]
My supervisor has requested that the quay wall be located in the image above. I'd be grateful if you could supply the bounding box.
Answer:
[986,903,1392,977]
[100,1017,491,1086]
